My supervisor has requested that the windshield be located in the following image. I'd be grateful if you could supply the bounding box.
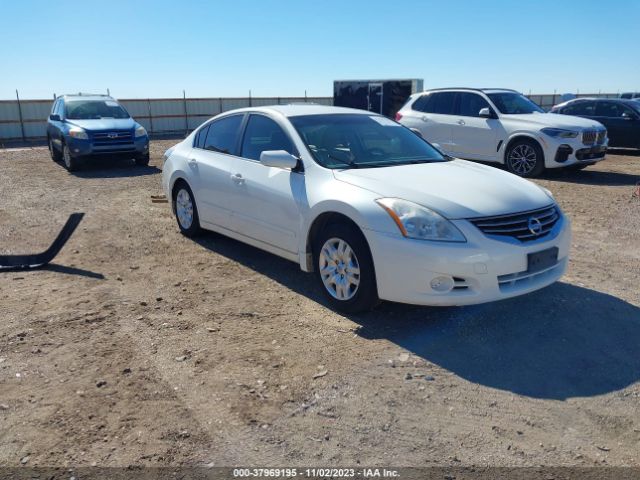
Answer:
[487,92,544,114]
[65,100,130,120]
[289,114,446,169]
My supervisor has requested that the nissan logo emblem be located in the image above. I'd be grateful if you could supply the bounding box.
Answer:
[528,216,543,235]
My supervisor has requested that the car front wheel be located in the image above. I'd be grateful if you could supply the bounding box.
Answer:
[505,139,544,177]
[314,222,379,313]
[62,143,79,171]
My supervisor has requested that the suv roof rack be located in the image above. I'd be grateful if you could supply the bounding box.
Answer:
[421,87,520,94]
[60,93,113,98]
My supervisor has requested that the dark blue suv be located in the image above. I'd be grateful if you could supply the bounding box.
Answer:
[47,94,150,171]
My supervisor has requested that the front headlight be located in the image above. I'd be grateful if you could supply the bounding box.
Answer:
[135,125,147,138]
[541,127,579,138]
[376,198,466,242]
[68,127,88,140]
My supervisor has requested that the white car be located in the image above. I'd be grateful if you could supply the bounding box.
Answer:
[396,88,608,177]
[162,105,571,313]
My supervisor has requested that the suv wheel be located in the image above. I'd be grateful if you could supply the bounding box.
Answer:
[48,137,62,162]
[62,143,80,171]
[505,139,544,178]
[313,222,379,313]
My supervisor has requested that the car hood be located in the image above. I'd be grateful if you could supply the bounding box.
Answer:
[333,160,552,219]
[505,112,604,130]
[66,118,137,131]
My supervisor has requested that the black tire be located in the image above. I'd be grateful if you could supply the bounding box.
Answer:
[172,181,201,237]
[62,142,80,171]
[505,139,545,178]
[313,222,379,313]
[48,137,62,162]
[135,152,150,166]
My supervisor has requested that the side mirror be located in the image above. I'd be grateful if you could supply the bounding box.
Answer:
[49,114,61,121]
[259,150,299,169]
[479,107,493,118]
[410,128,423,138]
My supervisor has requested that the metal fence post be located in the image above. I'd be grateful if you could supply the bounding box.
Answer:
[147,98,154,134]
[249,90,252,107]
[182,90,189,134]
[15,90,26,143]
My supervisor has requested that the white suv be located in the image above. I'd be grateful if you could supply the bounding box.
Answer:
[396,88,608,177]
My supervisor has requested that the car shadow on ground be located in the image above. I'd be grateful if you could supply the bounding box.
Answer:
[195,232,640,401]
[56,157,161,178]
[542,168,639,186]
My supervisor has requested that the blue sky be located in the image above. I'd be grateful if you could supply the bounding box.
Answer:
[1,0,638,99]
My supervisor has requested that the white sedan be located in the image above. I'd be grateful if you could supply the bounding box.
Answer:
[162,105,571,313]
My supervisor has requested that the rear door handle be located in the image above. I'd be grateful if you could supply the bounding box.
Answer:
[231,173,245,185]
[188,158,197,165]
[457,119,466,125]
[421,116,429,122]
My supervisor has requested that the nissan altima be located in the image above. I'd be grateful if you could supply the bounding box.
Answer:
[161,105,571,313]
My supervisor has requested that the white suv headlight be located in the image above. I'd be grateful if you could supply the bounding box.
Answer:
[135,125,147,138]
[376,198,466,242]
[68,127,88,140]
[541,127,579,138]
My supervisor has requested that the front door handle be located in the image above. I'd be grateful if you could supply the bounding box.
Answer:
[188,158,197,165]
[231,173,245,185]
[457,119,466,125]
[421,116,429,122]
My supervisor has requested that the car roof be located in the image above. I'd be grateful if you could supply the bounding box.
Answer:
[564,97,639,105]
[221,104,375,118]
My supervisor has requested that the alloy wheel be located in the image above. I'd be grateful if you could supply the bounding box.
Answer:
[176,188,194,229]
[318,237,361,301]
[508,144,537,175]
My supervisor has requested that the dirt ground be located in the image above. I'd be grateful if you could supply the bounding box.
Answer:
[0,141,639,469]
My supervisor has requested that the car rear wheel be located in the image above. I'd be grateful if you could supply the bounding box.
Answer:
[173,182,201,237]
[62,143,79,171]
[505,139,544,178]
[48,137,62,162]
[314,222,379,313]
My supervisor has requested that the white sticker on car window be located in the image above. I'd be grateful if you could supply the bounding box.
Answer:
[105,101,119,107]
[369,116,399,127]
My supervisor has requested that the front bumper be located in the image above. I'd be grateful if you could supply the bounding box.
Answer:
[364,213,571,306]
[66,135,149,157]
[540,134,608,168]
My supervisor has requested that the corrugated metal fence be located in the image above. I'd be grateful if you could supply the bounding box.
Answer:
[0,93,622,143]
[0,96,333,143]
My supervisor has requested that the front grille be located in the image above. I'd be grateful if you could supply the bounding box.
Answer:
[92,130,133,147]
[469,205,559,242]
[597,130,606,144]
[582,130,597,145]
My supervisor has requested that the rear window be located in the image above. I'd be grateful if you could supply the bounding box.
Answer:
[65,100,130,120]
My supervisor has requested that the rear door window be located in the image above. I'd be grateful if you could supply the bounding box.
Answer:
[426,92,457,115]
[203,115,243,154]
[563,101,596,116]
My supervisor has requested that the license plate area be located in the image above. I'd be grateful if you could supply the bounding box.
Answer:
[527,247,558,273]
